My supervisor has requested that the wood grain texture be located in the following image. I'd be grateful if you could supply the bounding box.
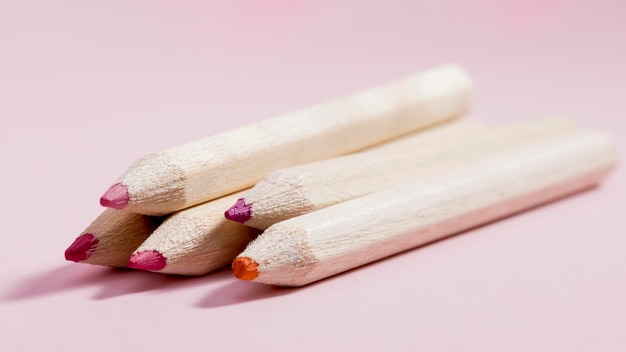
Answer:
[131,191,260,275]
[239,118,577,230]
[66,209,162,267]
[236,130,617,286]
[109,63,473,215]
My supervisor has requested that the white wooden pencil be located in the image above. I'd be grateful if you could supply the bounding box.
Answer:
[225,117,577,230]
[233,130,617,286]
[126,191,259,275]
[64,209,162,267]
[100,63,473,215]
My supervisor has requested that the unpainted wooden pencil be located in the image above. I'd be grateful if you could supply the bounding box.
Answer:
[127,191,259,275]
[233,130,617,286]
[100,64,473,215]
[64,209,162,267]
[226,117,577,229]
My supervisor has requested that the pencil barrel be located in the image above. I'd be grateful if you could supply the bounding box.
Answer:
[239,118,577,230]
[111,64,473,215]
[65,209,162,267]
[238,130,617,286]
[131,191,259,275]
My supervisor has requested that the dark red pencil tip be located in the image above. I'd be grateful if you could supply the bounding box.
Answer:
[65,233,98,262]
[127,250,167,271]
[224,198,252,224]
[100,183,129,209]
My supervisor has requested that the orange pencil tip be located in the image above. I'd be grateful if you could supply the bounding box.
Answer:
[232,257,259,281]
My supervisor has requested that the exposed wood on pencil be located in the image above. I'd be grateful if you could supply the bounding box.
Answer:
[101,64,473,215]
[234,130,617,286]
[226,118,577,230]
[64,209,162,267]
[127,191,260,275]
[225,119,488,225]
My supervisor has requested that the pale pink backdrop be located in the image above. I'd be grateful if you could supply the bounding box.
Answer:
[1,1,624,351]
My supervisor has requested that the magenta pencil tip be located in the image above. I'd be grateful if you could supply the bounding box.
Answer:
[127,250,167,271]
[224,198,252,224]
[65,234,98,262]
[100,183,129,209]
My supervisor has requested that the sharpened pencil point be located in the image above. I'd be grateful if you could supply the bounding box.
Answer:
[127,250,167,271]
[65,233,98,262]
[224,198,252,223]
[100,183,129,209]
[233,257,259,281]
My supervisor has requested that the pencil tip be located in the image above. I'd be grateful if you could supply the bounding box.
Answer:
[232,257,259,281]
[224,198,252,223]
[100,183,129,209]
[65,233,98,262]
[127,250,167,271]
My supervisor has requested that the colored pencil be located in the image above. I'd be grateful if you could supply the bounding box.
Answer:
[225,117,576,230]
[127,191,260,275]
[100,64,473,215]
[233,130,617,286]
[64,209,162,267]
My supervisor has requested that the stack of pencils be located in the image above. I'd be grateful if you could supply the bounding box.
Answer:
[65,64,617,286]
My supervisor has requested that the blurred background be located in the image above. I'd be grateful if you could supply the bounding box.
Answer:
[1,1,624,351]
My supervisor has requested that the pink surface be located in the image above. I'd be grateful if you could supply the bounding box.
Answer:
[1,1,625,351]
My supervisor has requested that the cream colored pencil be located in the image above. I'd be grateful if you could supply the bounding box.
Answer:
[64,209,162,267]
[233,130,617,286]
[126,191,259,275]
[100,64,473,215]
[226,117,577,230]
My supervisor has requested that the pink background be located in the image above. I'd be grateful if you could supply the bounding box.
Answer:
[1,1,625,350]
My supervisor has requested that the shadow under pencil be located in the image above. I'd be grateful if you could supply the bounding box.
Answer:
[195,280,294,308]
[4,185,603,303]
[90,269,224,300]
[2,264,236,302]
[2,265,119,301]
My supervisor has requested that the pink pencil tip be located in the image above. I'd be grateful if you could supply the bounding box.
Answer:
[100,183,129,209]
[127,250,167,271]
[65,234,98,262]
[224,198,252,224]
